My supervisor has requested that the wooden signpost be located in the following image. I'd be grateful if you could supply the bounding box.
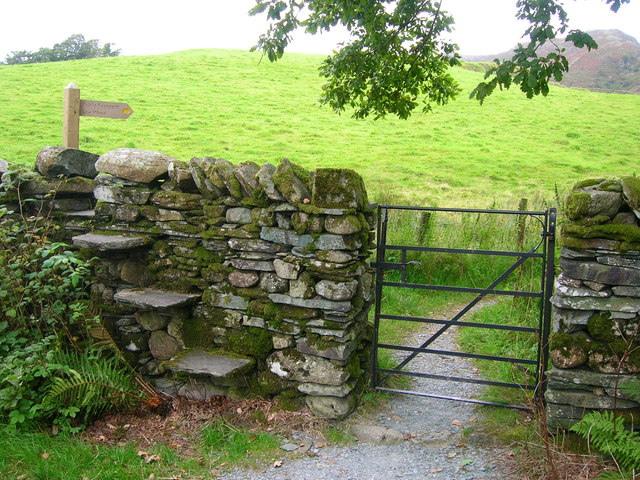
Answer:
[63,83,133,148]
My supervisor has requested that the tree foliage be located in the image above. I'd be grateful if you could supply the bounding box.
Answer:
[250,0,631,118]
[3,34,120,65]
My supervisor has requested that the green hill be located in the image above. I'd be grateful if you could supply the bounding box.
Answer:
[0,48,638,208]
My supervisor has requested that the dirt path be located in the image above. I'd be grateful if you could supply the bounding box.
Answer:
[219,300,515,480]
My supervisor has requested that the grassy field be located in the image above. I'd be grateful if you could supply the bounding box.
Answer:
[1,48,639,208]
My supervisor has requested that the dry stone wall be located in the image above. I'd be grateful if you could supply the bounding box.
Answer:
[0,146,376,418]
[546,177,640,429]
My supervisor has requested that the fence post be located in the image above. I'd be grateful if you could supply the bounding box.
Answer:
[63,83,80,148]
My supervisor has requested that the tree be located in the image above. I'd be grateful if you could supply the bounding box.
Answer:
[249,0,631,119]
[3,34,120,65]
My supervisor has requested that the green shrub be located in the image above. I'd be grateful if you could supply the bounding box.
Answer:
[0,202,147,430]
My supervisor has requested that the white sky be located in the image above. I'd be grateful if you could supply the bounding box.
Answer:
[0,0,638,60]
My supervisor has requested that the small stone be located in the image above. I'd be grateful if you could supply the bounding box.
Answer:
[349,425,405,445]
[138,359,166,376]
[120,261,148,286]
[228,238,282,253]
[229,258,275,272]
[94,185,152,205]
[280,442,299,452]
[257,163,284,201]
[259,272,289,293]
[226,207,252,224]
[149,331,181,360]
[204,290,249,310]
[324,215,362,235]
[178,381,227,401]
[234,161,260,196]
[583,280,608,291]
[315,279,358,301]
[168,160,198,192]
[289,271,316,298]
[267,350,350,385]
[272,334,295,349]
[115,204,141,222]
[612,286,640,297]
[151,190,203,210]
[135,311,170,331]
[297,381,354,397]
[557,273,583,288]
[229,270,260,288]
[274,257,302,280]
[305,395,355,418]
[551,346,588,369]
[313,234,361,251]
[243,316,266,328]
[188,157,223,199]
[297,337,356,361]
[272,159,311,204]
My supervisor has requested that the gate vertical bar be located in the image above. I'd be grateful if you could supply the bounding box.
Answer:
[538,208,556,399]
[372,206,388,389]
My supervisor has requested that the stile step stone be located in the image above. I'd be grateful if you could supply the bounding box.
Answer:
[114,288,201,310]
[72,233,152,251]
[165,349,253,379]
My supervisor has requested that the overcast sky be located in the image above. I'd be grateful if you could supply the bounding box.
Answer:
[1,0,639,61]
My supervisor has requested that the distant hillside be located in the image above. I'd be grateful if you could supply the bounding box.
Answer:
[463,30,640,94]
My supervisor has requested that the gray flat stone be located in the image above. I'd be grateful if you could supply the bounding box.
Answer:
[550,294,640,313]
[72,233,152,251]
[269,293,352,312]
[165,349,252,378]
[114,288,200,310]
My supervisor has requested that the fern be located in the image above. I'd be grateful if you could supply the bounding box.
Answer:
[44,349,146,423]
[571,411,640,476]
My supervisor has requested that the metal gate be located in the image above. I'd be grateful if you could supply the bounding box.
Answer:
[372,206,556,410]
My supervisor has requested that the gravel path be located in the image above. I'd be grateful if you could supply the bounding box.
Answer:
[218,306,513,480]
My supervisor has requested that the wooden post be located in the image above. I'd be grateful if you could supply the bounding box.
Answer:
[63,83,80,148]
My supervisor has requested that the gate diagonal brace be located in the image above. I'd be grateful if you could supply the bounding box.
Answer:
[392,242,541,374]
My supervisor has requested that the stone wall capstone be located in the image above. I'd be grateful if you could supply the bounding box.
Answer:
[546,177,640,429]
[0,146,376,418]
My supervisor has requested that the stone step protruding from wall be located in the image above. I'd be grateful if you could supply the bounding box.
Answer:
[164,348,253,381]
[72,233,153,251]
[114,288,201,310]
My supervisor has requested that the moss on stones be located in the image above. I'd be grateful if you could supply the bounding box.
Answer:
[274,388,305,411]
[587,313,616,342]
[311,168,368,210]
[202,263,233,283]
[562,222,640,244]
[622,176,640,211]
[565,192,591,220]
[600,180,623,192]
[573,178,605,189]
[549,332,590,356]
[226,327,273,360]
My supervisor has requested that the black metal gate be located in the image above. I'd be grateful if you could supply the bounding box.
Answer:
[372,206,556,410]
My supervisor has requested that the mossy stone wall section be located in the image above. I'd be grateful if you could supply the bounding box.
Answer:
[547,177,640,430]
[0,147,376,419]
